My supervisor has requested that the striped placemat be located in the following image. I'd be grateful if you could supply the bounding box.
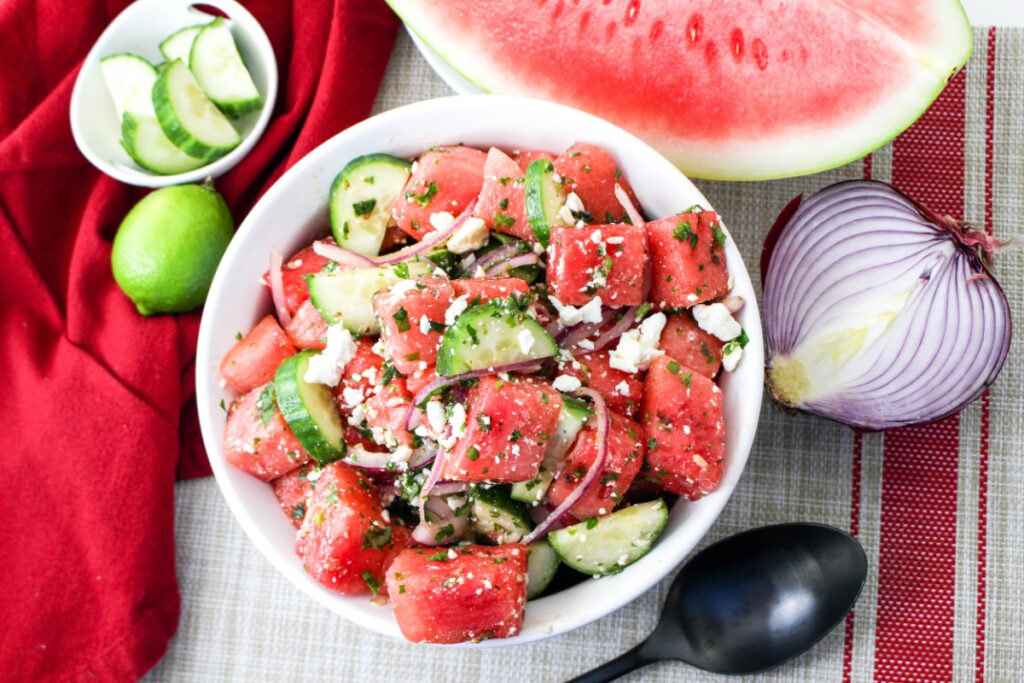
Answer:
[147,26,1023,683]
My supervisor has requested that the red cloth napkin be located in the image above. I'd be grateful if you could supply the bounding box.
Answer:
[0,1,399,679]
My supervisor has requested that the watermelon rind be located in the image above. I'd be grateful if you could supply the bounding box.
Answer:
[388,0,973,181]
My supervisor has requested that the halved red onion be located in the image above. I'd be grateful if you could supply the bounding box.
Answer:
[523,387,610,544]
[484,253,539,277]
[763,179,1011,430]
[268,252,292,327]
[342,445,435,473]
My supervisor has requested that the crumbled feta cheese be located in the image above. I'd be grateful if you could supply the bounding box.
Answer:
[445,294,469,325]
[341,386,364,409]
[447,548,458,560]
[426,400,446,433]
[473,265,487,279]
[449,403,467,435]
[518,329,536,354]
[683,425,692,435]
[614,380,631,396]
[433,268,449,278]
[446,216,489,254]
[686,293,699,303]
[389,279,418,298]
[419,315,432,335]
[590,229,603,243]
[609,313,666,373]
[577,339,595,351]
[557,204,576,226]
[552,374,582,392]
[303,324,356,386]
[429,211,455,233]
[533,241,546,255]
[565,192,585,213]
[391,445,414,464]
[286,258,303,268]
[692,303,742,341]
[606,236,624,245]
[549,295,604,326]
[722,342,743,372]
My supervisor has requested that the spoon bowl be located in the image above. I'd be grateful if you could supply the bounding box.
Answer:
[572,523,866,681]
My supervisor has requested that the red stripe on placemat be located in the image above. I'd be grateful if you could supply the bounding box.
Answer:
[874,71,966,683]
[975,26,997,682]
[842,430,864,683]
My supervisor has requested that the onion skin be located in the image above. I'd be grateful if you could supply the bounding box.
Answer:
[762,180,1011,431]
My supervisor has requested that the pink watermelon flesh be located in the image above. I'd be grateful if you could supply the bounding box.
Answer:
[389,0,972,180]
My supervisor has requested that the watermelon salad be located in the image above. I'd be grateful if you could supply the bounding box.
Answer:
[218,141,749,643]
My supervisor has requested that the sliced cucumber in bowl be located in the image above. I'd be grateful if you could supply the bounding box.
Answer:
[153,58,241,162]
[436,299,557,376]
[330,154,412,255]
[159,24,203,64]
[274,351,347,466]
[548,499,668,575]
[190,17,263,117]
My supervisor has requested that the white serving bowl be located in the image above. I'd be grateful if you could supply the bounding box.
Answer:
[196,95,764,646]
[69,0,277,187]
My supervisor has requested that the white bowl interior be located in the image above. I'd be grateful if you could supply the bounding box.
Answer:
[197,95,764,647]
[69,0,277,187]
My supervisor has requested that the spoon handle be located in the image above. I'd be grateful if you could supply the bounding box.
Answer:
[567,641,654,683]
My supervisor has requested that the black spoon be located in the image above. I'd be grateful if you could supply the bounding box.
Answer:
[569,523,867,681]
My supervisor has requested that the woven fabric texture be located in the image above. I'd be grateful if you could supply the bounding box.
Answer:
[146,27,1024,683]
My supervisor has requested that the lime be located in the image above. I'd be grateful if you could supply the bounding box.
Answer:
[111,183,234,315]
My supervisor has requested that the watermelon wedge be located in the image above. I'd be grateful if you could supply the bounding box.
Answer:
[388,0,972,180]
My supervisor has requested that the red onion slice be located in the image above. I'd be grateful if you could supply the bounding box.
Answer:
[614,183,645,228]
[763,179,1010,430]
[312,199,480,270]
[268,252,292,327]
[484,253,539,277]
[311,240,375,268]
[412,495,469,546]
[409,359,545,410]
[469,241,527,275]
[523,388,610,544]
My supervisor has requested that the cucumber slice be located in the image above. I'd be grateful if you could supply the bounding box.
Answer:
[546,394,593,462]
[471,486,531,545]
[548,499,668,575]
[189,17,263,117]
[273,351,347,465]
[307,260,433,336]
[121,112,205,175]
[159,24,203,64]
[153,59,241,161]
[510,467,553,505]
[330,154,412,255]
[100,54,159,118]
[436,300,557,376]
[526,539,560,599]
[524,158,567,247]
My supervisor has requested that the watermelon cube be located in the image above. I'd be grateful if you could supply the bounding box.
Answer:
[553,142,638,224]
[295,462,401,595]
[223,382,310,481]
[659,313,724,379]
[261,241,331,315]
[441,376,563,482]
[647,211,729,308]
[374,277,456,375]
[511,149,555,173]
[220,315,296,393]
[285,299,329,350]
[272,465,316,527]
[392,145,487,240]
[385,544,529,643]
[547,409,645,519]
[640,356,725,500]
[547,223,646,306]
[474,147,532,242]
[450,276,530,303]
[559,351,643,418]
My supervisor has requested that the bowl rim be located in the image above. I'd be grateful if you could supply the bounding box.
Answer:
[196,94,763,647]
[68,0,278,188]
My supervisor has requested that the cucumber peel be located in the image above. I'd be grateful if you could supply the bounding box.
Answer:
[548,499,668,575]
[273,351,347,465]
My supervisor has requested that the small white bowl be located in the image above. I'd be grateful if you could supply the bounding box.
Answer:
[69,0,277,187]
[196,95,764,646]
